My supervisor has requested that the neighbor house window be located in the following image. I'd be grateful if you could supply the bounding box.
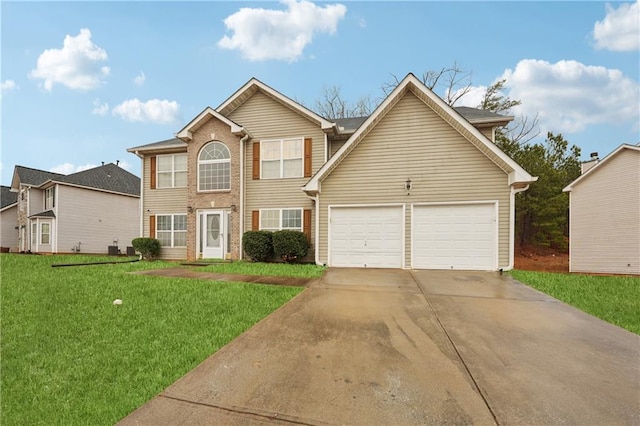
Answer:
[40,223,50,245]
[156,214,187,247]
[44,187,55,210]
[31,222,37,247]
[260,209,302,231]
[198,142,230,191]
[261,138,303,179]
[157,154,187,188]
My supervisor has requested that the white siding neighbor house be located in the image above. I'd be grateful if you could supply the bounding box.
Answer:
[1,186,19,252]
[8,163,140,255]
[128,73,537,270]
[563,144,640,275]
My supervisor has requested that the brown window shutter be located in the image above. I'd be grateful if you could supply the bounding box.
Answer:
[149,215,156,238]
[252,210,259,230]
[150,156,157,189]
[303,209,312,242]
[252,142,260,180]
[304,137,312,177]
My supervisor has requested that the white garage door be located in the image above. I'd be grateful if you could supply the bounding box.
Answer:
[412,203,496,270]
[330,206,403,268]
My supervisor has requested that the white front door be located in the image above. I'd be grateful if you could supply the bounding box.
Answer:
[200,211,224,259]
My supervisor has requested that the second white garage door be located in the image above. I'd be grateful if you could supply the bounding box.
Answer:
[329,206,403,268]
[412,203,497,270]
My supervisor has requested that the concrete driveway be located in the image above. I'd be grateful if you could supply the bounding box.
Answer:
[119,269,639,425]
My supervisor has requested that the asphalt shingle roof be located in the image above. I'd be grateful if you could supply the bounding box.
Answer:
[127,138,186,153]
[1,186,18,209]
[454,106,510,122]
[15,166,65,186]
[56,163,140,196]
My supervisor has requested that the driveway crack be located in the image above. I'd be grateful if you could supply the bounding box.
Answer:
[409,271,500,426]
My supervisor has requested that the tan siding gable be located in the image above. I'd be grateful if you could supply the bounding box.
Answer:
[570,149,640,274]
[228,91,321,250]
[318,91,511,268]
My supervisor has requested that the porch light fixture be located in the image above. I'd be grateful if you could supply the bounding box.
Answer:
[187,206,194,213]
[405,178,412,193]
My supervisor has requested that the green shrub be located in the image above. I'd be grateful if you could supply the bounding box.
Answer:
[243,231,273,262]
[272,230,309,263]
[131,238,161,261]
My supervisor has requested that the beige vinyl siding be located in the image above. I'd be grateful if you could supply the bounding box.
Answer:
[142,155,188,259]
[477,126,494,142]
[0,206,18,251]
[318,91,511,268]
[29,188,44,214]
[228,92,322,249]
[56,185,140,254]
[569,149,640,274]
[330,139,347,158]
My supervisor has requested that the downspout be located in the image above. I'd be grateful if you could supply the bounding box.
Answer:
[239,134,249,260]
[304,192,321,265]
[506,184,530,271]
[135,151,144,238]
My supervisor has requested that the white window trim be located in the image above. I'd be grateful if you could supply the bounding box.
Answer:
[259,208,303,231]
[198,142,231,192]
[157,153,187,189]
[260,137,304,179]
[156,214,187,247]
[40,222,50,245]
[44,187,55,210]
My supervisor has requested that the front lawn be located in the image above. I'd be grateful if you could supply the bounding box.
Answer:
[198,260,326,278]
[511,270,640,335]
[0,254,303,425]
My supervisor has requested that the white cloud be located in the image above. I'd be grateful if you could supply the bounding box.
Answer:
[451,85,488,108]
[29,28,110,91]
[218,0,347,62]
[1,80,19,93]
[593,1,640,51]
[92,98,109,116]
[50,163,97,175]
[500,59,639,133]
[134,71,146,86]
[112,98,180,124]
[117,160,134,172]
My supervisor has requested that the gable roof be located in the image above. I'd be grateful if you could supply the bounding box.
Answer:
[303,73,536,194]
[176,107,248,142]
[12,166,65,190]
[1,185,18,210]
[563,144,640,192]
[49,163,140,196]
[216,77,336,133]
[453,106,513,126]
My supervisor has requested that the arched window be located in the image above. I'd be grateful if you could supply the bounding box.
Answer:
[198,142,230,191]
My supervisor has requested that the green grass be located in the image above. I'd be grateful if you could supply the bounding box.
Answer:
[197,260,326,279]
[511,270,640,335]
[0,254,303,425]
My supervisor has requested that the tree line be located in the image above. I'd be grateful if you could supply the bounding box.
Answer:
[312,66,582,251]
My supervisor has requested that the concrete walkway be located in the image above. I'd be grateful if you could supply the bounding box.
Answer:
[119,269,640,425]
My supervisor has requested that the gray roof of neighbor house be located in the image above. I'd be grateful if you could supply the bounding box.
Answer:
[29,209,56,218]
[454,106,513,125]
[53,163,140,196]
[14,166,65,187]
[1,186,18,209]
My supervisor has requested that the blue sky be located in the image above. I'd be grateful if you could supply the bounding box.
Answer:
[2,1,639,185]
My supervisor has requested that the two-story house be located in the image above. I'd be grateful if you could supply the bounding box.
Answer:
[128,74,536,270]
[9,163,140,254]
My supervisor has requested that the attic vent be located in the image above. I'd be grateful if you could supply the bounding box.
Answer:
[590,152,598,160]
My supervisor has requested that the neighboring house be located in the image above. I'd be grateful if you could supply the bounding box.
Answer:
[1,185,19,252]
[128,73,536,270]
[563,144,640,275]
[9,163,140,254]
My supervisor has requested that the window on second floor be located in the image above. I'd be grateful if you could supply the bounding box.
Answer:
[44,187,55,210]
[261,138,303,179]
[157,154,187,188]
[198,142,230,191]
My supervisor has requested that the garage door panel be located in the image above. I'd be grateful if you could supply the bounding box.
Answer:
[413,204,496,270]
[330,206,403,268]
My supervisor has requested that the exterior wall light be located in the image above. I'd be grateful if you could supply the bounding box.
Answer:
[405,178,412,193]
